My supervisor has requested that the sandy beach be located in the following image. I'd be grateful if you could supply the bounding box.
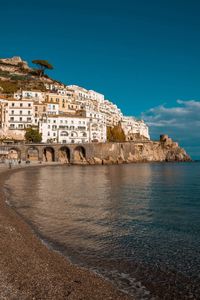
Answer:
[0,162,132,300]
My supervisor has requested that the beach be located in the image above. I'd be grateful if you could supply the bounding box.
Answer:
[0,163,132,300]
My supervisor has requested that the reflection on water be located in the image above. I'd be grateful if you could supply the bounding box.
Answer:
[5,163,200,299]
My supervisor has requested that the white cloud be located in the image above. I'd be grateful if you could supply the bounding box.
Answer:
[142,100,200,159]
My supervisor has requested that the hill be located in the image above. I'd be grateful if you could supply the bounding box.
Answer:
[0,56,63,94]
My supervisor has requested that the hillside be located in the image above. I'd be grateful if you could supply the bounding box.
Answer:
[0,56,62,94]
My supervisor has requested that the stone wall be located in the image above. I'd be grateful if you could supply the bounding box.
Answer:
[0,135,191,164]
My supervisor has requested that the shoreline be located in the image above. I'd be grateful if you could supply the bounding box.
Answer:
[0,163,132,300]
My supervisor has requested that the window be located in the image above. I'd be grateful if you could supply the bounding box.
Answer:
[12,103,14,107]
[27,117,31,122]
[53,120,56,123]
[10,117,14,121]
[60,131,68,136]
[53,132,56,136]
[28,111,31,115]
[48,132,50,136]
[48,125,50,129]
[20,103,23,107]
[11,110,14,115]
[20,117,22,121]
[28,103,31,107]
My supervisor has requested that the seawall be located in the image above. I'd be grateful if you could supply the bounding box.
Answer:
[0,135,191,164]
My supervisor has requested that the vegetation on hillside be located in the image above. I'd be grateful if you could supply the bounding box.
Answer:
[107,123,126,142]
[0,80,18,94]
[0,57,63,95]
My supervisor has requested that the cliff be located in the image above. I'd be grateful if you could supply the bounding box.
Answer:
[0,56,61,94]
[85,135,191,165]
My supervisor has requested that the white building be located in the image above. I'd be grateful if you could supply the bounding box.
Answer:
[100,100,123,127]
[45,102,59,115]
[121,116,150,140]
[14,90,45,102]
[7,99,34,130]
[40,114,107,144]
[68,85,104,103]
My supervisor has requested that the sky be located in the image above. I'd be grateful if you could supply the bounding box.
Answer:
[1,0,200,158]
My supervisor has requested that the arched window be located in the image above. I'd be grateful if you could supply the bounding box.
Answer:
[81,132,87,137]
[60,131,68,136]
[71,131,78,137]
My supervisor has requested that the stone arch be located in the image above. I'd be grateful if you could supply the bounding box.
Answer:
[8,147,21,160]
[74,146,86,162]
[43,147,55,162]
[26,146,39,161]
[58,146,70,163]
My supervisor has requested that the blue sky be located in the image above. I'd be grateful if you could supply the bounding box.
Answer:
[1,0,200,158]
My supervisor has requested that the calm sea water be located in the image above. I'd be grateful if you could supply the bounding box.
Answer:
[4,163,200,299]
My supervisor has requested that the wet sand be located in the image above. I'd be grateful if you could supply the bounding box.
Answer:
[0,163,132,300]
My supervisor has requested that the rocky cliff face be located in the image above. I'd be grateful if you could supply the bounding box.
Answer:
[85,135,191,165]
[0,56,59,93]
[130,135,191,163]
[0,56,31,76]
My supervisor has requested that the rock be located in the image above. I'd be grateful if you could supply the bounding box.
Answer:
[102,156,116,165]
[93,157,103,165]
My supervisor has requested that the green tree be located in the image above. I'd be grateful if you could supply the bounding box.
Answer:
[25,128,42,143]
[107,123,126,142]
[0,80,18,94]
[32,60,53,77]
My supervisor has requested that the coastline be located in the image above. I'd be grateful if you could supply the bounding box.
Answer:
[0,163,132,300]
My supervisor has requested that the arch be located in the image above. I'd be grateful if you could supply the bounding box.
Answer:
[81,131,87,137]
[74,146,86,162]
[26,146,39,161]
[71,131,78,137]
[60,131,68,137]
[91,123,98,130]
[8,147,21,160]
[43,147,55,162]
[58,146,70,163]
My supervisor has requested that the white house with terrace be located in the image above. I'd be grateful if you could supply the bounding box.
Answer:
[39,114,107,144]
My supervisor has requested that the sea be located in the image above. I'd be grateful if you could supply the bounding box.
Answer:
[4,162,200,299]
